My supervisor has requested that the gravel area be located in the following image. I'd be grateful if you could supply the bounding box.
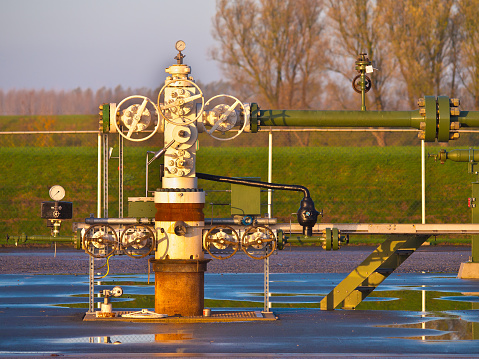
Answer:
[0,245,471,275]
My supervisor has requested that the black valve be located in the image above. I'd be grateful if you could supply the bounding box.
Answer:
[297,197,319,237]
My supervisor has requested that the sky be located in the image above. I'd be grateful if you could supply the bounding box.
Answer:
[0,0,222,91]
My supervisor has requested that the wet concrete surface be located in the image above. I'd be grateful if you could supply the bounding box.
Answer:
[0,247,479,358]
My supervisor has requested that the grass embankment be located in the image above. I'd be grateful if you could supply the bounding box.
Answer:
[0,145,475,245]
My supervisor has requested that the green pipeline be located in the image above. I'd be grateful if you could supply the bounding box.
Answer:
[257,110,479,129]
[6,234,76,243]
[444,149,479,162]
[258,110,423,128]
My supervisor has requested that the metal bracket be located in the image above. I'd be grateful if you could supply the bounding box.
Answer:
[320,234,430,310]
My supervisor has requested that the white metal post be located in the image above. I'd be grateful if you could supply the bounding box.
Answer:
[421,140,426,224]
[268,129,273,216]
[97,134,101,218]
[264,129,273,312]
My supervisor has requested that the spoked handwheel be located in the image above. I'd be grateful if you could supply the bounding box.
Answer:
[120,224,156,258]
[157,79,205,126]
[241,225,276,260]
[82,224,119,258]
[352,74,372,93]
[204,225,240,260]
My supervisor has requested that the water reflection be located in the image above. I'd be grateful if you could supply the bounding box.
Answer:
[379,288,479,341]
[384,317,479,341]
[60,331,194,344]
[2,272,479,345]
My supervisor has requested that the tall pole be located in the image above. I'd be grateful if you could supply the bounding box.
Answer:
[264,129,273,312]
[268,129,273,217]
[421,140,426,224]
[97,134,101,218]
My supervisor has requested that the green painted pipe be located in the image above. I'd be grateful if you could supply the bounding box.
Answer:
[6,234,75,243]
[458,111,479,128]
[258,110,423,129]
[445,149,479,162]
[284,235,323,246]
[257,109,479,130]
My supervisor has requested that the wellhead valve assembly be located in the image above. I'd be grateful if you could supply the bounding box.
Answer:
[79,41,479,316]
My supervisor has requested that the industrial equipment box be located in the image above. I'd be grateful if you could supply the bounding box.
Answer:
[128,197,156,218]
[231,178,261,216]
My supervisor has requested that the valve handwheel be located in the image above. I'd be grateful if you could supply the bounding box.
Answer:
[82,224,119,258]
[203,94,247,141]
[241,225,276,260]
[157,79,205,126]
[352,74,372,94]
[204,225,240,260]
[120,224,156,258]
[115,95,160,141]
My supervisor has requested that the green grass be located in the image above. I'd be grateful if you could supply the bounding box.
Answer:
[0,145,476,245]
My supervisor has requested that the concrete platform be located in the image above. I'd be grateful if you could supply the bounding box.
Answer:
[458,261,479,279]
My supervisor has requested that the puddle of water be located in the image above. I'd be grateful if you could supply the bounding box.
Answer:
[2,272,479,311]
[1,272,479,345]
[380,314,479,341]
[55,332,194,344]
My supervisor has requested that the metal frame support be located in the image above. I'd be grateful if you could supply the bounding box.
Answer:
[263,255,270,312]
[102,134,109,218]
[118,133,124,218]
[263,129,273,313]
[88,255,95,313]
[320,234,430,310]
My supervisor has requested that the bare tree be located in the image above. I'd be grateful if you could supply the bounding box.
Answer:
[327,0,397,146]
[457,0,479,109]
[380,0,455,107]
[211,0,326,109]
[327,0,393,111]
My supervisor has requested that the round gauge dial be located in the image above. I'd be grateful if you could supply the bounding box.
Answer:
[49,185,65,201]
[175,40,186,52]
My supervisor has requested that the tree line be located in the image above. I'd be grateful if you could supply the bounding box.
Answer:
[1,0,478,119]
[212,0,479,111]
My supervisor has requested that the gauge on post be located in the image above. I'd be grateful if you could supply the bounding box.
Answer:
[175,40,186,52]
[49,185,65,201]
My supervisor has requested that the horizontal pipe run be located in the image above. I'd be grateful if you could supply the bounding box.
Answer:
[445,149,479,162]
[82,217,277,227]
[6,235,75,243]
[0,130,98,135]
[264,128,420,133]
[283,236,324,245]
[258,110,422,129]
[274,223,479,235]
[80,220,479,235]
[457,111,479,128]
[84,217,154,225]
[205,218,278,225]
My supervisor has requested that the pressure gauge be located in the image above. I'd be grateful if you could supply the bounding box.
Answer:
[175,40,186,52]
[49,185,65,201]
[112,286,123,297]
